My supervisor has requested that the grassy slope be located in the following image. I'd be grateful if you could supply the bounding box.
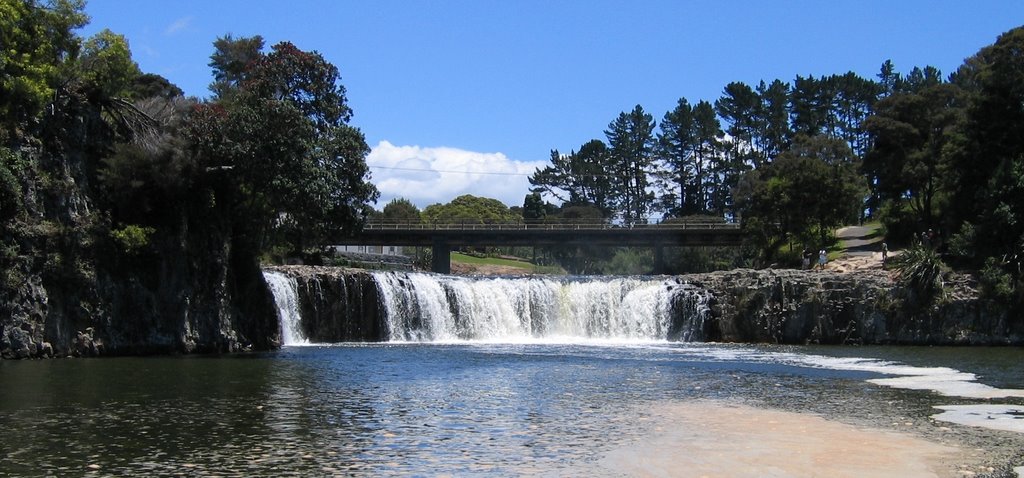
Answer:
[450,252,562,274]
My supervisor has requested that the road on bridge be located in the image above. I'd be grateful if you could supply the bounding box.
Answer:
[333,221,745,274]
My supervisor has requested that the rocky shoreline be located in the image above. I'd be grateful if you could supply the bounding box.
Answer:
[688,267,1021,345]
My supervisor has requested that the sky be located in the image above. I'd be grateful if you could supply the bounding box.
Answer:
[79,1,1024,210]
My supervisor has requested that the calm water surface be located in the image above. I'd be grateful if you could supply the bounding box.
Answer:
[1,343,1022,476]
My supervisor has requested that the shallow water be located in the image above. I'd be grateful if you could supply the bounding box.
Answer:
[1,343,1022,476]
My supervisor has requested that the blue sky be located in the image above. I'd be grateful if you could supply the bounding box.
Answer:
[80,1,1023,209]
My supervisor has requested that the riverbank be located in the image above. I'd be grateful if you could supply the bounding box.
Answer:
[595,401,987,478]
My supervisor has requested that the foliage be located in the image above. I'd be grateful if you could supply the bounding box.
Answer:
[184,39,378,255]
[128,73,183,100]
[422,194,517,224]
[655,98,724,216]
[891,244,949,305]
[604,248,652,275]
[863,82,963,228]
[109,224,155,255]
[978,256,1018,303]
[605,105,656,225]
[529,139,616,217]
[208,34,265,101]
[521,192,547,221]
[946,27,1024,284]
[0,0,88,140]
[78,29,141,101]
[735,135,864,263]
[380,197,421,223]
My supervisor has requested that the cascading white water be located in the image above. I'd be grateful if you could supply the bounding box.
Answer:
[371,271,708,343]
[263,271,309,345]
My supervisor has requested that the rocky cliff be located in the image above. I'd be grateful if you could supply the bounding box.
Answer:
[688,268,1022,345]
[1,147,280,359]
[274,266,384,342]
[267,266,1023,346]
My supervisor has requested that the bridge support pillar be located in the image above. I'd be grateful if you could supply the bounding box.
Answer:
[653,245,665,275]
[431,239,451,274]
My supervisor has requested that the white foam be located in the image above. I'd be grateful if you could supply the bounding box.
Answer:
[370,272,705,342]
[263,271,309,346]
[673,346,1024,401]
[931,405,1024,434]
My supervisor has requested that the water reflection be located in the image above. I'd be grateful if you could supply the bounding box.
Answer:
[1,344,1022,476]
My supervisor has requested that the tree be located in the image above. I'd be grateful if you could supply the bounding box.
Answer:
[381,197,421,223]
[947,26,1024,288]
[129,73,183,100]
[208,34,265,101]
[863,82,964,233]
[754,79,791,161]
[78,29,141,102]
[878,60,900,97]
[605,105,656,225]
[829,71,881,158]
[715,81,761,166]
[529,139,616,217]
[522,192,547,221]
[790,75,832,138]
[0,0,88,141]
[421,195,517,224]
[692,100,724,214]
[184,40,378,255]
[736,135,864,262]
[655,98,696,216]
[421,195,523,258]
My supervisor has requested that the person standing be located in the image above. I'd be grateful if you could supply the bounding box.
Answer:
[818,249,827,270]
[881,242,888,265]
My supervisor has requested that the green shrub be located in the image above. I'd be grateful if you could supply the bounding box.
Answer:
[892,244,948,304]
[979,257,1016,302]
[110,224,155,255]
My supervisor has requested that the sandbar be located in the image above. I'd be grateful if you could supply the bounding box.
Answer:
[594,401,966,478]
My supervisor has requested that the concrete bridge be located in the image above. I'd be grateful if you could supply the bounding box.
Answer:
[333,221,744,273]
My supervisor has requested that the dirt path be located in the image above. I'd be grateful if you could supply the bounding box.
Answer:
[828,225,893,273]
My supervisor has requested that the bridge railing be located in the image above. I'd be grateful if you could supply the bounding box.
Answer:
[362,220,741,231]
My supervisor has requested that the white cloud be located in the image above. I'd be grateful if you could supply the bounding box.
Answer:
[366,141,548,210]
[164,16,193,36]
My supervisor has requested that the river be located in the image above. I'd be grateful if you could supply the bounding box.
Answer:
[2,343,1023,476]
[1,271,1022,476]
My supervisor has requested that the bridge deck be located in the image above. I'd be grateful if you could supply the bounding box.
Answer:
[333,221,743,273]
[336,222,743,247]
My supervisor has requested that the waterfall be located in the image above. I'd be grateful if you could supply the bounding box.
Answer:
[263,271,309,345]
[371,271,710,343]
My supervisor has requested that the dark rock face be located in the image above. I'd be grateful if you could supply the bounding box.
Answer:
[1,201,281,359]
[267,266,384,342]
[2,137,280,360]
[1,246,281,358]
[690,269,1023,345]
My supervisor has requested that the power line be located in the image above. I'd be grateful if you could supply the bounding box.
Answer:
[368,164,623,179]
[368,164,535,177]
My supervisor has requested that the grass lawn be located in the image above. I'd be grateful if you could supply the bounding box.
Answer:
[451,252,562,274]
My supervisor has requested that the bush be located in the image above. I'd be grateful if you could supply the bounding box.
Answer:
[892,244,948,304]
[878,199,920,247]
[110,224,156,255]
[979,257,1017,302]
